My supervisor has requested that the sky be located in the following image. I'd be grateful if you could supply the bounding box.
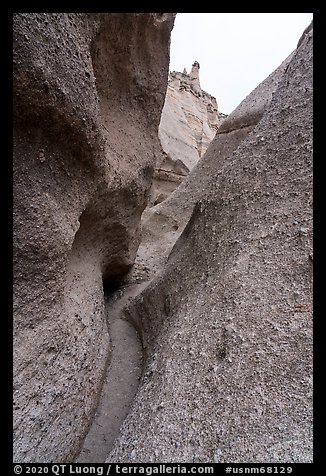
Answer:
[169,13,313,114]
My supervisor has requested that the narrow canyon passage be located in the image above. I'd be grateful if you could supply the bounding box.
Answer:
[74,193,184,463]
[13,12,312,464]
[76,282,148,463]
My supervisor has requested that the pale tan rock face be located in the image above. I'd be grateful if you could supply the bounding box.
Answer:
[13,12,175,463]
[152,63,227,205]
[159,64,226,164]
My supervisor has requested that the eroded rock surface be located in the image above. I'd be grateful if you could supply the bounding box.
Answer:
[107,22,313,463]
[13,12,175,463]
[131,50,295,282]
[13,13,313,464]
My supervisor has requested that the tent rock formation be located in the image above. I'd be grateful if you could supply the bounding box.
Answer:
[152,62,227,205]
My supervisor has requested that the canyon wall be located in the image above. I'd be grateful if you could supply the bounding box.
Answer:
[13,12,175,463]
[107,22,313,463]
[13,13,312,464]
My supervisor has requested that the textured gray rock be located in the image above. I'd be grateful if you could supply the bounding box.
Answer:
[13,12,175,463]
[107,22,313,463]
[134,50,294,279]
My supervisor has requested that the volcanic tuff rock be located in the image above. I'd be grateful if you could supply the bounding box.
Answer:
[107,22,313,463]
[13,12,175,463]
[134,50,295,280]
[13,12,313,465]
[151,62,227,205]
